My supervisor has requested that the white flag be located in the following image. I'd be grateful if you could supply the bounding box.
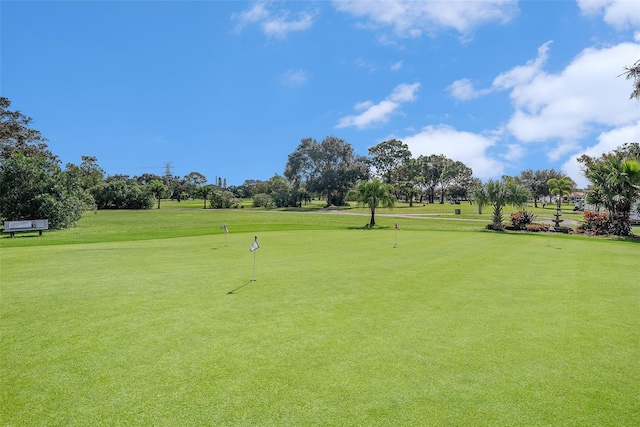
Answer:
[250,236,260,252]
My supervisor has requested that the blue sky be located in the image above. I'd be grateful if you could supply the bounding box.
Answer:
[2,1,639,187]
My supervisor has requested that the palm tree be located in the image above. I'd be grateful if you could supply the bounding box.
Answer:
[471,180,488,215]
[356,179,395,227]
[148,179,167,209]
[584,154,640,236]
[483,178,530,230]
[547,176,574,210]
[197,184,213,209]
[622,58,640,100]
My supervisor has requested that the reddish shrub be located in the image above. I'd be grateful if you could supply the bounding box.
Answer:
[576,211,610,235]
[509,210,536,230]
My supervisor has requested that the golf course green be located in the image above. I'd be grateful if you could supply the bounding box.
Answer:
[1,205,638,426]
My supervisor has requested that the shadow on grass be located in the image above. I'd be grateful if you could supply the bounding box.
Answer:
[227,280,255,295]
[346,225,391,230]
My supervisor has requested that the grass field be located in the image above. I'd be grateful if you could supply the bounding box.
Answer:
[1,204,638,426]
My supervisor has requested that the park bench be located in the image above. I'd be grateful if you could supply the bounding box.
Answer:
[3,219,48,238]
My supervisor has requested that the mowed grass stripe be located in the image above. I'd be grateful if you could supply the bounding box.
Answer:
[1,227,639,426]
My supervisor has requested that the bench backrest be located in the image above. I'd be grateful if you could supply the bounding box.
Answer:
[3,219,49,232]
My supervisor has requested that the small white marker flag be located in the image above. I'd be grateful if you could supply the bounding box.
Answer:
[220,225,229,233]
[250,236,260,252]
[395,223,400,230]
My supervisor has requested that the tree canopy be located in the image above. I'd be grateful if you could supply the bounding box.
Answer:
[367,139,411,185]
[284,136,369,206]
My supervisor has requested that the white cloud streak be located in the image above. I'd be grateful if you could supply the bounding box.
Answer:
[232,1,316,38]
[280,69,310,88]
[332,0,518,39]
[336,82,420,129]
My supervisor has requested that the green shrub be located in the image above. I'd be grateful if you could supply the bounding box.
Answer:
[209,189,239,209]
[251,193,273,208]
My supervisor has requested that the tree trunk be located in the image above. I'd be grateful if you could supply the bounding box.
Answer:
[610,210,632,236]
[157,197,161,209]
[369,210,376,227]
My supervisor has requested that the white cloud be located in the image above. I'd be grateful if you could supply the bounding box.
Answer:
[333,0,518,39]
[389,82,420,102]
[336,82,420,129]
[448,41,553,102]
[354,57,377,72]
[576,0,640,30]
[503,144,527,162]
[391,60,403,71]
[546,141,581,162]
[493,41,553,90]
[447,78,490,101]
[402,124,504,180]
[232,1,316,38]
[280,69,310,88]
[505,42,640,143]
[562,120,640,188]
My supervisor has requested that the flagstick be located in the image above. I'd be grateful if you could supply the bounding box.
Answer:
[251,250,257,281]
[249,235,259,281]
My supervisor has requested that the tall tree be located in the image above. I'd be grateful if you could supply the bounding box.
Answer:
[579,149,640,236]
[441,160,473,201]
[183,171,207,200]
[419,154,451,203]
[356,179,395,227]
[285,136,369,206]
[78,156,105,190]
[396,158,423,207]
[0,97,54,161]
[367,139,411,185]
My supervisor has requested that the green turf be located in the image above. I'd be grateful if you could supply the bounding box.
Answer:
[1,207,638,426]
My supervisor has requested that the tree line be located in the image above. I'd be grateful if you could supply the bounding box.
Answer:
[1,57,639,235]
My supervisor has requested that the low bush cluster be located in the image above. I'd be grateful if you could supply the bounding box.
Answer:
[509,210,536,230]
[209,189,241,209]
[525,223,550,232]
[576,211,611,235]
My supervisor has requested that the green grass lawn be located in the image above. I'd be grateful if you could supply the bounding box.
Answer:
[1,207,638,426]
